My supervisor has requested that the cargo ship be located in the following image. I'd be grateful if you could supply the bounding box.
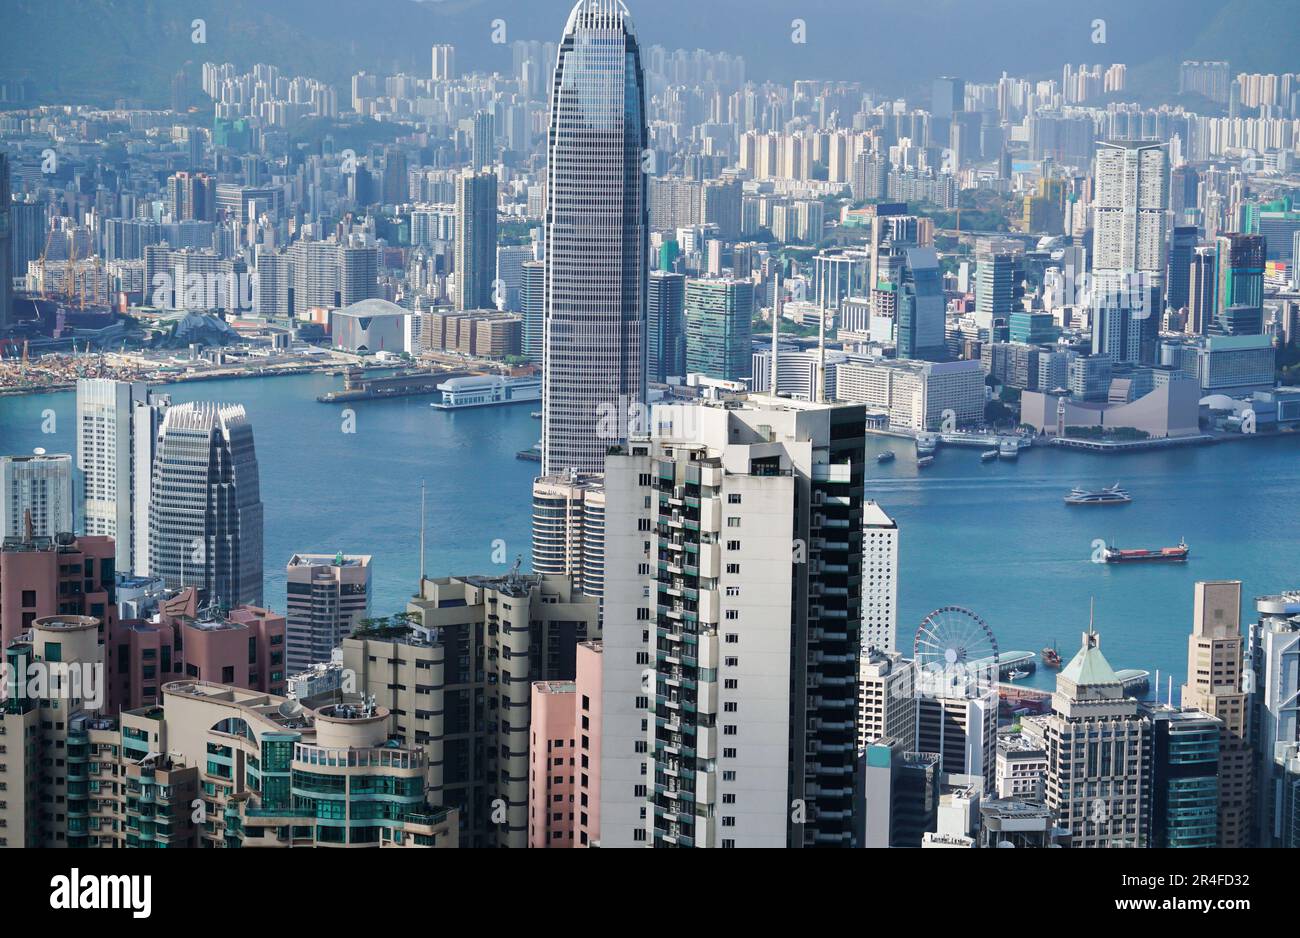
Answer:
[1101,538,1189,563]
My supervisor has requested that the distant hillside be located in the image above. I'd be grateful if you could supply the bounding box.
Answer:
[0,0,1292,107]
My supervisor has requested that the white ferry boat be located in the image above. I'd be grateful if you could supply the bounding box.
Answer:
[431,374,542,410]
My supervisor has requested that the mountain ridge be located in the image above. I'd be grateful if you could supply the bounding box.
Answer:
[0,0,1289,107]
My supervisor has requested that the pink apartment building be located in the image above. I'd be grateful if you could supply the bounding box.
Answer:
[0,532,117,648]
[105,586,288,712]
[527,640,603,847]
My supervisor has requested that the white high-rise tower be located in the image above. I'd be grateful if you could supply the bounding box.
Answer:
[76,379,169,574]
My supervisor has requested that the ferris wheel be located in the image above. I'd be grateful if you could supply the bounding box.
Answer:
[913,606,1000,698]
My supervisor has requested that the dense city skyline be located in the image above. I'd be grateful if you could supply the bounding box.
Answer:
[0,1,1297,897]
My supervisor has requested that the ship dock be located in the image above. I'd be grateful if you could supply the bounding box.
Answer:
[1115,669,1150,696]
[317,368,477,403]
[996,651,1037,679]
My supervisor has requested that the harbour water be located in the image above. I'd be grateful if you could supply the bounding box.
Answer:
[2,373,1296,693]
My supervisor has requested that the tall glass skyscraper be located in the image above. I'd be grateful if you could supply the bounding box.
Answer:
[542,0,649,476]
[148,402,264,608]
[0,152,11,333]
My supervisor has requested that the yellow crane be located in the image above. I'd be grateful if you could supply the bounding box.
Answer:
[36,228,57,300]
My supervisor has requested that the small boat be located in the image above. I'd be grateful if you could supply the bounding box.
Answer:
[1042,644,1062,669]
[877,451,896,464]
[917,455,935,468]
[1101,538,1189,564]
[1065,483,1132,506]
[981,450,998,462]
[1009,668,1030,680]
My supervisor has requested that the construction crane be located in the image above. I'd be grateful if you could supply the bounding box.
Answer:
[67,232,82,309]
[36,228,58,300]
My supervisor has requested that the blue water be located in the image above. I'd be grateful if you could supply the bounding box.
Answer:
[864,433,1300,696]
[3,375,1297,692]
[0,373,541,616]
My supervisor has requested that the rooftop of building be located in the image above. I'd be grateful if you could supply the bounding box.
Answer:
[534,681,577,695]
[33,614,99,633]
[863,501,897,528]
[0,452,71,463]
[314,701,389,724]
[162,680,314,731]
[288,552,371,568]
[997,734,1047,756]
[1257,590,1300,617]
[1060,629,1121,688]
[334,297,408,319]
[981,799,1053,819]
[1,531,90,553]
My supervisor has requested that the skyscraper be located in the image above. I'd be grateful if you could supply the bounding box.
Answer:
[646,270,685,382]
[338,238,378,307]
[1181,580,1254,848]
[521,259,546,365]
[542,0,649,476]
[1166,225,1199,313]
[601,396,867,847]
[1091,141,1169,364]
[862,502,898,654]
[974,238,1026,333]
[1249,590,1300,848]
[1044,627,1152,847]
[0,453,74,539]
[1213,233,1265,335]
[1186,245,1218,336]
[454,169,498,311]
[285,553,372,674]
[381,146,408,204]
[0,151,11,333]
[167,170,214,221]
[531,473,605,599]
[684,277,753,382]
[896,247,947,362]
[349,573,599,847]
[148,402,264,608]
[1145,705,1222,848]
[76,379,168,574]
[472,109,495,170]
[701,177,742,241]
[431,44,456,81]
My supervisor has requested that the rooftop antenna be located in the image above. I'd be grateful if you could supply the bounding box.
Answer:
[418,480,427,584]
[816,297,827,404]
[769,272,781,398]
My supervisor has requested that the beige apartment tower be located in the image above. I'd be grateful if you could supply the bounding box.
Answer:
[1043,628,1151,847]
[1181,580,1253,848]
[342,573,600,847]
